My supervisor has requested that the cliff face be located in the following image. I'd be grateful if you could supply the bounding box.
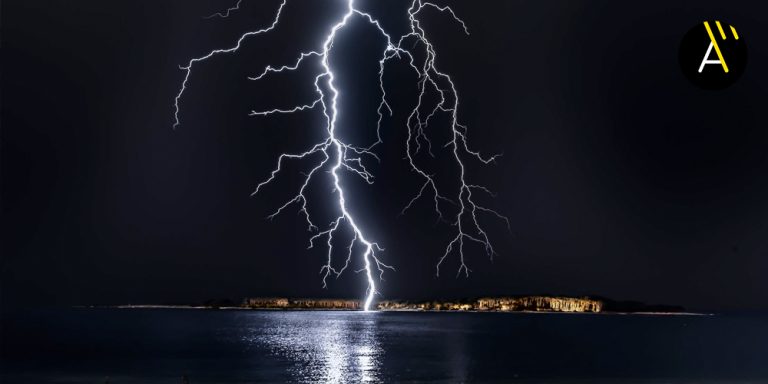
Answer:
[377,296,603,313]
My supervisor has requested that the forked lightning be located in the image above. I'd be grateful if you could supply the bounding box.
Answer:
[173,0,509,311]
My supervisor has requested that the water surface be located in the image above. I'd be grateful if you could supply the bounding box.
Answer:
[2,309,767,383]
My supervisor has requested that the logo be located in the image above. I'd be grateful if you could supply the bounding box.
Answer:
[679,20,747,90]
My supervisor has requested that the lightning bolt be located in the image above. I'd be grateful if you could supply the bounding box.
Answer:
[173,0,509,311]
[203,0,243,19]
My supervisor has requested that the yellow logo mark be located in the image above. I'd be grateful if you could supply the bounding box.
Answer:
[702,21,739,73]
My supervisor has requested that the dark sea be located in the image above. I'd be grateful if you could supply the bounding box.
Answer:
[1,309,767,383]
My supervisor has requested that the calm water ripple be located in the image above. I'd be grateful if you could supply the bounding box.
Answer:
[2,309,767,383]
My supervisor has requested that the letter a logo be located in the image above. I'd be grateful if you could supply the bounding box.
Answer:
[680,20,747,90]
[698,21,730,73]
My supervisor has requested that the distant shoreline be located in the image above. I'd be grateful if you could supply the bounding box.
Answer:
[79,295,701,315]
[83,303,710,316]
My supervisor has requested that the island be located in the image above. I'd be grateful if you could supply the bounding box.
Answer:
[109,295,687,314]
[237,296,686,314]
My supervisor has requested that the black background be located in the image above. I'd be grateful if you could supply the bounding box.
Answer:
[3,0,768,311]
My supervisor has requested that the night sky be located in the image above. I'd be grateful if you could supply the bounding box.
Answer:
[3,0,767,311]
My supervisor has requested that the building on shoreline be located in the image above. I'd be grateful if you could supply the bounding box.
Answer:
[242,297,289,308]
[475,296,602,313]
[242,297,360,310]
[241,296,604,312]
